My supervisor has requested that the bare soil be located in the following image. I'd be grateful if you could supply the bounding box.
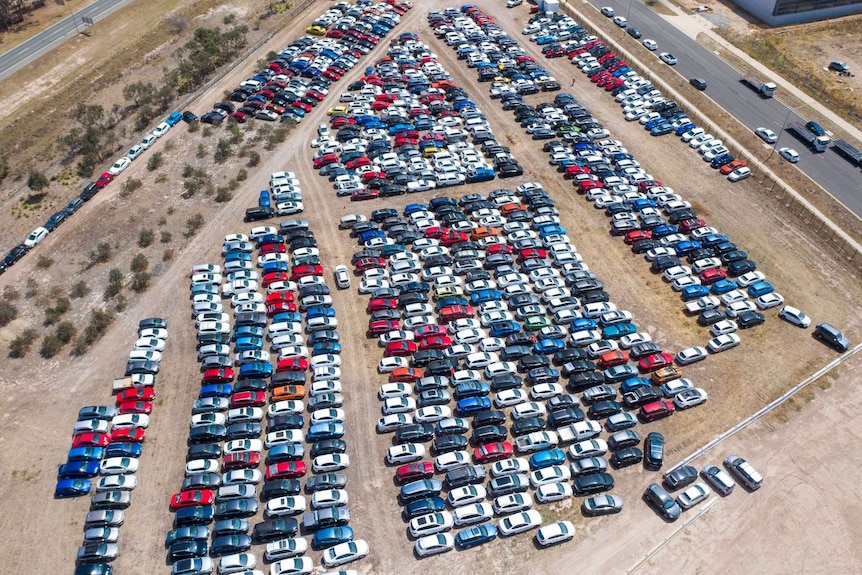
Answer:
[0,1,861,574]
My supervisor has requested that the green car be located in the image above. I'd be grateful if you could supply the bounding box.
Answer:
[523,315,552,331]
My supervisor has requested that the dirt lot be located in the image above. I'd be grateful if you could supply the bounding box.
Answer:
[0,1,861,574]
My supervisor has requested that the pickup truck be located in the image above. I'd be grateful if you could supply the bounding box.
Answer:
[685,296,720,314]
[112,374,155,392]
[557,420,602,444]
[514,431,559,454]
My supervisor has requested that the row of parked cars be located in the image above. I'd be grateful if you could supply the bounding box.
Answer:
[245,171,307,223]
[174,214,369,575]
[308,35,528,202]
[198,0,410,126]
[60,318,167,575]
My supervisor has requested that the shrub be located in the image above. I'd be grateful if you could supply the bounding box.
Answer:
[184,213,204,238]
[236,168,248,181]
[162,248,174,261]
[0,299,17,326]
[3,286,20,301]
[247,151,261,167]
[40,334,63,358]
[130,271,151,292]
[9,328,38,358]
[138,229,154,248]
[214,139,233,163]
[147,152,163,171]
[160,231,172,244]
[131,253,149,273]
[24,278,39,299]
[35,254,53,269]
[104,268,124,300]
[56,321,77,344]
[215,187,233,202]
[71,308,116,355]
[69,280,90,299]
[27,169,49,192]
[197,143,207,158]
[44,296,71,326]
[88,242,111,267]
[120,178,143,198]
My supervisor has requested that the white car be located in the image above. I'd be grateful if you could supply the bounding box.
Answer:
[778,305,811,328]
[536,520,575,546]
[270,556,312,575]
[707,333,740,353]
[642,39,657,51]
[726,300,757,317]
[710,320,739,337]
[779,147,800,163]
[111,414,149,429]
[675,346,708,366]
[127,144,145,160]
[756,292,784,309]
[96,474,137,492]
[264,537,308,562]
[140,133,157,149]
[312,453,350,473]
[311,489,348,510]
[494,389,527,408]
[415,405,451,423]
[447,485,486,508]
[492,492,533,516]
[321,539,369,568]
[100,457,139,475]
[377,357,408,374]
[659,52,677,65]
[376,413,412,433]
[661,377,694,397]
[453,502,494,526]
[499,509,542,536]
[409,511,455,538]
[222,469,261,485]
[434,450,470,473]
[333,265,350,289]
[674,388,708,409]
[755,127,778,143]
[152,122,171,138]
[24,227,49,248]
[386,443,425,465]
[224,439,262,454]
[108,157,131,175]
[535,481,573,503]
[265,495,307,518]
[414,532,454,557]
[728,167,751,182]
[677,482,710,510]
[382,397,415,415]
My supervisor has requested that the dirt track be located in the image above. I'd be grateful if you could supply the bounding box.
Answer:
[0,1,861,574]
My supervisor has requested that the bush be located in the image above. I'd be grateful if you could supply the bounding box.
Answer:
[27,169,49,192]
[215,187,233,202]
[44,296,71,326]
[214,139,233,163]
[0,299,17,326]
[40,334,63,358]
[24,278,39,299]
[131,253,149,273]
[35,254,53,269]
[162,248,174,261]
[138,229,154,248]
[104,268,124,300]
[71,308,116,355]
[188,120,200,133]
[88,242,112,267]
[236,168,248,181]
[147,152,163,171]
[120,178,143,198]
[184,213,204,238]
[56,321,77,344]
[69,280,90,299]
[9,328,38,358]
[160,231,172,244]
[197,143,207,158]
[247,151,261,167]
[130,271,151,292]
[3,286,19,301]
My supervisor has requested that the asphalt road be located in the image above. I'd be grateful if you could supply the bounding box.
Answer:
[0,0,133,81]
[584,0,862,216]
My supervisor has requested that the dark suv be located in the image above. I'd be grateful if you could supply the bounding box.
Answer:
[813,323,850,351]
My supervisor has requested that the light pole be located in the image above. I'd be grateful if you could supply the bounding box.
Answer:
[624,0,634,38]
[64,0,81,35]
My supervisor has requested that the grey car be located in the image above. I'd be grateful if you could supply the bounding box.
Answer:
[701,464,736,496]
[582,494,623,516]
[643,483,681,520]
[724,455,763,491]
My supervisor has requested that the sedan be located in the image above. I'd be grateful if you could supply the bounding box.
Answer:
[581,494,623,516]
[321,539,369,568]
[779,147,799,163]
[535,520,575,547]
[676,482,710,510]
[498,509,542,536]
[414,532,454,557]
[755,127,778,143]
[643,483,681,520]
[674,346,707,366]
[707,334,740,353]
[659,52,677,65]
[778,305,811,328]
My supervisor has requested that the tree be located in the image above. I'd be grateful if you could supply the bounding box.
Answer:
[123,81,156,107]
[0,298,17,326]
[131,253,149,273]
[27,170,48,192]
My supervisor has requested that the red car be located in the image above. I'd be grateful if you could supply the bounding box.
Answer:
[679,218,706,233]
[388,367,422,383]
[624,230,652,245]
[355,257,386,273]
[597,349,629,369]
[563,164,591,178]
[419,335,452,350]
[372,100,390,111]
[202,368,234,383]
[293,101,312,113]
[485,243,513,255]
[169,489,215,511]
[637,352,674,373]
[579,180,603,192]
[345,157,371,170]
[368,298,398,312]
[473,441,514,463]
[351,188,380,201]
[638,180,663,192]
[232,111,248,123]
[224,452,260,471]
[260,243,286,255]
[277,357,309,372]
[517,248,547,262]
[265,461,306,480]
[385,341,418,357]
[266,291,295,304]
[117,400,153,415]
[72,432,111,448]
[440,231,468,246]
[263,272,290,286]
[640,400,675,422]
[111,427,145,443]
[290,265,323,280]
[423,226,447,239]
[313,154,339,169]
[699,268,727,284]
[331,116,356,128]
[414,325,447,339]
[396,461,434,484]
[116,387,155,403]
[267,301,297,316]
[230,391,266,408]
[95,172,114,188]
[361,170,386,182]
[368,319,400,336]
[439,306,474,323]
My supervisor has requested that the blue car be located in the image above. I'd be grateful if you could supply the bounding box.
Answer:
[571,318,598,331]
[454,381,491,399]
[234,336,265,352]
[256,234,284,246]
[67,446,105,462]
[306,423,345,442]
[675,122,696,136]
[456,397,492,416]
[533,338,566,355]
[489,321,521,338]
[105,442,143,459]
[710,154,734,168]
[313,342,341,356]
[58,460,100,479]
[312,526,355,550]
[233,326,264,340]
[466,168,496,183]
[455,523,498,549]
[620,377,651,394]
[470,289,502,305]
[306,306,336,319]
[403,496,446,520]
[258,190,271,208]
[224,251,251,262]
[404,203,427,215]
[538,224,567,238]
[674,240,702,256]
[529,448,567,470]
[381,244,407,257]
[651,225,678,238]
[650,122,675,136]
[602,323,637,340]
[165,111,183,126]
[200,383,233,398]
[748,281,775,298]
[239,361,272,379]
[262,261,289,274]
[700,233,730,247]
[681,285,711,301]
[535,35,555,45]
[629,198,657,211]
[436,297,469,309]
[357,230,385,243]
[55,478,92,498]
[710,279,738,295]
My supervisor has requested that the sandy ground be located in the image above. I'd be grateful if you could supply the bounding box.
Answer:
[0,1,861,574]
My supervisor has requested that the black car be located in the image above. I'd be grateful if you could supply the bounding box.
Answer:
[737,310,766,329]
[182,472,222,491]
[547,407,585,428]
[610,447,644,469]
[471,424,508,445]
[209,533,252,556]
[125,360,159,376]
[187,443,222,461]
[572,472,615,495]
[567,371,605,392]
[187,425,227,445]
[663,465,699,490]
[80,182,99,201]
[587,400,623,419]
[643,432,665,470]
[214,498,258,519]
[698,308,727,327]
[260,479,302,501]
[627,27,642,38]
[310,439,347,458]
[432,433,468,455]
[628,342,664,360]
[182,111,198,123]
[251,518,298,543]
[44,210,68,231]
[643,483,681,520]
[554,348,588,365]
[471,410,506,428]
[512,416,546,436]
[168,540,208,561]
[490,373,522,392]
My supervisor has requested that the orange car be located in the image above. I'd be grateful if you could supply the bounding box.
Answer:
[719,159,748,175]
[389,367,422,383]
[271,384,306,402]
[500,203,526,216]
[471,226,500,240]
[597,350,629,369]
